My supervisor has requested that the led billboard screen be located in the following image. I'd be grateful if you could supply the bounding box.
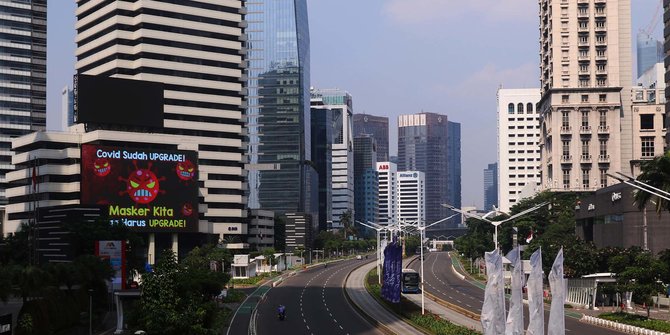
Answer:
[81,144,199,232]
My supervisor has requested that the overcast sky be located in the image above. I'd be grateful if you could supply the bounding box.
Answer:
[47,1,664,209]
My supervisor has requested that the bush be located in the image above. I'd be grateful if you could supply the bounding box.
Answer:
[600,312,670,332]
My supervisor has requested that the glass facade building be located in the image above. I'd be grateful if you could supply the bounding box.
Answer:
[637,31,663,77]
[0,0,46,203]
[447,121,462,226]
[353,113,389,162]
[398,113,459,231]
[354,135,378,233]
[483,163,498,212]
[246,0,315,218]
[311,107,332,232]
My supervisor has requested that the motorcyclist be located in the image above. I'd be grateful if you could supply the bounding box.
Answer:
[278,304,286,320]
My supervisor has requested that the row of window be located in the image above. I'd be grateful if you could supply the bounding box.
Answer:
[507,102,537,114]
[558,168,609,189]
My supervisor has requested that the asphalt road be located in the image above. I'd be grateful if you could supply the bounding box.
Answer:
[410,251,626,335]
[256,259,384,335]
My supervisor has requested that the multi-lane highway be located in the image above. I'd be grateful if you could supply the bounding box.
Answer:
[256,258,384,335]
[409,251,625,335]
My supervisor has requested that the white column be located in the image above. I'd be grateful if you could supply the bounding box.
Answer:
[148,233,155,264]
[172,233,179,261]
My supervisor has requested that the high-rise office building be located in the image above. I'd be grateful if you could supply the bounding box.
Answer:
[353,113,389,162]
[666,0,670,149]
[483,163,498,212]
[74,1,247,241]
[637,31,663,77]
[497,88,541,212]
[447,121,462,225]
[353,135,378,232]
[311,88,354,229]
[539,0,632,191]
[245,0,315,222]
[311,107,332,232]
[60,86,74,131]
[377,161,397,227]
[0,1,46,203]
[397,171,425,225]
[398,112,458,230]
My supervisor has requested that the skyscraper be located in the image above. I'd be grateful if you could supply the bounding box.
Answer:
[377,161,397,227]
[497,88,541,212]
[483,163,498,212]
[637,31,663,77]
[311,88,354,229]
[398,112,456,230]
[246,0,315,220]
[353,113,389,162]
[397,171,425,226]
[353,135,378,233]
[447,121,462,225]
[539,0,632,191]
[74,1,247,241]
[311,107,332,232]
[0,1,46,203]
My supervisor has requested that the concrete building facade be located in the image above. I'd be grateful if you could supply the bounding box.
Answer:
[539,0,633,191]
[377,161,397,227]
[497,88,541,212]
[396,171,425,226]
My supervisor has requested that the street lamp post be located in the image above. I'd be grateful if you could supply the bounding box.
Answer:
[88,289,93,335]
[442,202,549,251]
[356,220,389,285]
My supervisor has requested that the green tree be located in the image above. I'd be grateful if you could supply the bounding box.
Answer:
[12,265,48,303]
[634,150,670,214]
[340,210,356,239]
[609,247,668,313]
[0,265,11,303]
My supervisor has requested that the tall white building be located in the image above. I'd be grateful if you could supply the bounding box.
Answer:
[497,88,541,212]
[396,171,425,225]
[376,161,397,226]
[310,88,354,229]
[539,0,633,191]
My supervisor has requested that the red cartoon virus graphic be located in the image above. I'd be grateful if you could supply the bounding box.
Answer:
[93,158,111,177]
[118,161,165,204]
[182,202,194,216]
[176,160,196,181]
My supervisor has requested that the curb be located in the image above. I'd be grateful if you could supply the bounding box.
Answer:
[422,290,481,321]
[342,260,397,335]
[581,315,670,335]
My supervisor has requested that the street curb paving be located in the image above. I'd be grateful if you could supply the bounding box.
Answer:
[581,315,670,335]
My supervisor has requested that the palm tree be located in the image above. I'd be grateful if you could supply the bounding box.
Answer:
[634,150,670,214]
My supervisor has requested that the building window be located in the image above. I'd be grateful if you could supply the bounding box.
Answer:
[579,79,590,87]
[562,111,570,128]
[562,140,570,158]
[526,103,533,113]
[508,103,515,114]
[600,168,608,188]
[582,169,590,188]
[599,139,607,157]
[640,114,654,130]
[599,94,606,102]
[641,136,655,157]
[562,95,569,103]
[563,169,571,189]
[581,110,589,128]
[518,103,524,114]
[581,140,590,158]
[581,94,589,102]
[599,110,607,129]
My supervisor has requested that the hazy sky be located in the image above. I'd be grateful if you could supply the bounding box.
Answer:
[46,1,664,209]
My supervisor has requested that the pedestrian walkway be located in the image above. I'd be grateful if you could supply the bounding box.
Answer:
[225,285,272,335]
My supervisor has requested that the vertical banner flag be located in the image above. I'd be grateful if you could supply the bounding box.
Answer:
[526,247,544,335]
[381,241,402,303]
[95,240,126,291]
[482,249,506,335]
[505,247,524,335]
[548,248,565,335]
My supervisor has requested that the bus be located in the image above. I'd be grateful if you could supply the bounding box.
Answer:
[401,269,420,293]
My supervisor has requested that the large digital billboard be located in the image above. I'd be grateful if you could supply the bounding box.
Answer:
[81,144,199,232]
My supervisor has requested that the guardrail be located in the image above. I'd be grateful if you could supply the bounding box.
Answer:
[581,315,670,335]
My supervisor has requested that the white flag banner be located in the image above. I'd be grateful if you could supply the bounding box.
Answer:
[526,248,544,335]
[505,247,524,335]
[481,249,506,335]
[548,248,565,335]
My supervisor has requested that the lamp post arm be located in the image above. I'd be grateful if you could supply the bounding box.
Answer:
[607,173,670,201]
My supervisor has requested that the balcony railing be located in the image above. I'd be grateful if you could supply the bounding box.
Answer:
[598,154,610,163]
[561,155,572,163]
[580,154,592,163]
[580,125,592,134]
[560,126,572,134]
[597,125,609,134]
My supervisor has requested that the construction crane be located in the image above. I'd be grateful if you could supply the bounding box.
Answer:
[641,0,662,36]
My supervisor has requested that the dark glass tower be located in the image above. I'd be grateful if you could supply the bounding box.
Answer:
[353,113,389,162]
[447,121,461,226]
[398,113,459,231]
[311,108,332,232]
[0,1,46,203]
[354,135,378,234]
[484,163,498,212]
[246,1,315,219]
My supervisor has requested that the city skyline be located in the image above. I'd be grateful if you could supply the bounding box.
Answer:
[46,1,662,209]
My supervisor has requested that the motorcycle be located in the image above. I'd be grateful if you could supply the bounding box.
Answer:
[277,306,286,321]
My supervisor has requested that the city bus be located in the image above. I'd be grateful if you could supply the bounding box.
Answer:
[401,269,420,293]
